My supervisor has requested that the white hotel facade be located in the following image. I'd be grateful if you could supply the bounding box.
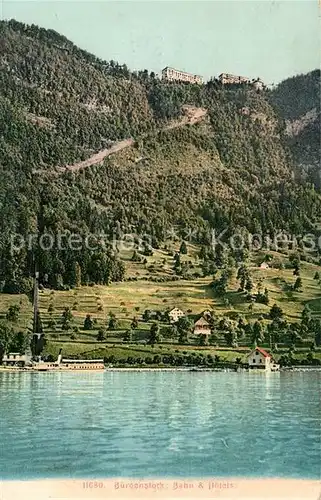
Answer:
[162,67,203,85]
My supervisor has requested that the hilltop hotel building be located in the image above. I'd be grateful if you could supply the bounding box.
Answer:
[161,68,263,90]
[219,73,251,85]
[162,67,203,84]
[219,73,265,90]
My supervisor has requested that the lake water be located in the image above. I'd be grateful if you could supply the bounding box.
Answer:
[0,371,320,480]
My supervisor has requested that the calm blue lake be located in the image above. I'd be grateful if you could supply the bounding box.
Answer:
[0,371,320,480]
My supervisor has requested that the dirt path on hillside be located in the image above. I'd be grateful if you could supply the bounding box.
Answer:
[35,106,207,176]
[57,138,135,173]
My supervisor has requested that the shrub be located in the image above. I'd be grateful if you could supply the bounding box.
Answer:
[84,314,93,330]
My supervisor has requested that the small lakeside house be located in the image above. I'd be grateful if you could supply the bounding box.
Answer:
[168,308,185,324]
[193,317,211,336]
[246,347,279,371]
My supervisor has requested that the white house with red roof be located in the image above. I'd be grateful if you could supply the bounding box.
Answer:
[246,347,279,371]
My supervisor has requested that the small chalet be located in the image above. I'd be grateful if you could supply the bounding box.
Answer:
[246,347,279,371]
[168,308,184,324]
[193,317,211,336]
[260,262,270,270]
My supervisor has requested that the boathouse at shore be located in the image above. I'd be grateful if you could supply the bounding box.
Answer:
[246,347,279,371]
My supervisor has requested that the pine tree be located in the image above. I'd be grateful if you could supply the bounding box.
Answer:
[148,323,160,344]
[108,313,118,330]
[131,317,138,329]
[179,241,187,254]
[269,304,284,320]
[293,277,302,291]
[84,314,93,330]
[97,327,106,341]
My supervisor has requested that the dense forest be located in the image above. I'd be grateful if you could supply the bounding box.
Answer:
[269,70,320,189]
[0,19,320,294]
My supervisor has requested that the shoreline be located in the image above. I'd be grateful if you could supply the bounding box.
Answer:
[1,366,320,373]
[0,478,319,500]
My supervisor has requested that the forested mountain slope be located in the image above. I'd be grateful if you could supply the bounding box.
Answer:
[269,70,320,189]
[0,19,320,293]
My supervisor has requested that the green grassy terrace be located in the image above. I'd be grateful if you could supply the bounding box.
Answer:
[1,248,321,366]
